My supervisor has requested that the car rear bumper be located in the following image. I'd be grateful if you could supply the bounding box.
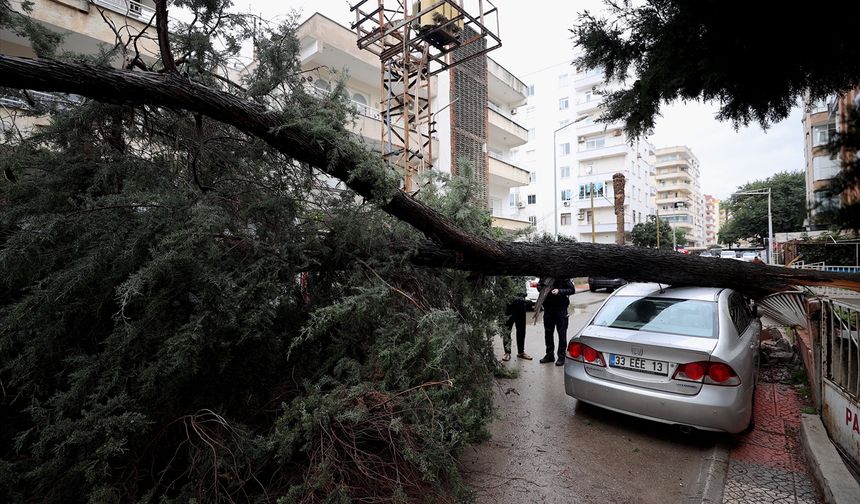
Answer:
[564,361,752,433]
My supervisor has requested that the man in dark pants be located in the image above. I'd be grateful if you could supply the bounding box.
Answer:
[502,294,531,361]
[537,277,575,365]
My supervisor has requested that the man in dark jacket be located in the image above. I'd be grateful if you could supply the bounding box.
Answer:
[537,277,575,365]
[501,294,531,361]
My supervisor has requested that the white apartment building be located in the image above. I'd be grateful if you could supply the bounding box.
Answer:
[704,194,721,246]
[506,61,656,243]
[296,13,530,232]
[651,146,706,248]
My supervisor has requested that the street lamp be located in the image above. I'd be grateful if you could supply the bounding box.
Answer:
[733,188,774,264]
[553,116,586,237]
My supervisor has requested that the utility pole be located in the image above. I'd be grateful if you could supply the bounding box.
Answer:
[590,182,596,243]
[656,208,660,248]
[553,120,578,238]
[734,188,774,264]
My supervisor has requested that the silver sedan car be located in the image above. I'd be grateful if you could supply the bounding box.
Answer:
[564,283,760,433]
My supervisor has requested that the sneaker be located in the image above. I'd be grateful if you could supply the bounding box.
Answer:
[555,357,565,366]
[539,354,555,364]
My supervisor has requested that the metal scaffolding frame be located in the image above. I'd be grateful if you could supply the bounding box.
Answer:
[349,0,500,189]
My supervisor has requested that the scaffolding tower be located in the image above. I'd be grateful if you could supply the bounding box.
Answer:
[349,0,500,190]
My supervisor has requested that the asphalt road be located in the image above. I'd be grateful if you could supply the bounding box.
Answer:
[460,290,724,504]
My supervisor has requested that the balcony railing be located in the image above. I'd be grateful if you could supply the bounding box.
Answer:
[309,86,382,120]
[0,91,82,110]
[93,0,156,23]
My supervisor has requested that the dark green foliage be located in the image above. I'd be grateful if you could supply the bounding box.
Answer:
[0,0,62,57]
[718,172,806,246]
[0,4,512,502]
[792,233,860,266]
[630,215,684,249]
[573,1,860,138]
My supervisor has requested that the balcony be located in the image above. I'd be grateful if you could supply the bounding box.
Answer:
[654,157,692,169]
[488,152,530,188]
[576,95,604,114]
[656,182,693,193]
[3,0,158,58]
[488,103,528,147]
[93,0,154,22]
[655,169,693,181]
[576,141,628,161]
[575,119,620,137]
[492,216,532,232]
[488,57,527,108]
[574,71,603,90]
[577,222,621,234]
[297,13,380,87]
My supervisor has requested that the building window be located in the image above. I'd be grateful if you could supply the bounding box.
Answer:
[559,74,569,87]
[509,193,517,207]
[812,123,835,147]
[528,128,536,140]
[529,171,537,183]
[527,84,535,96]
[813,156,840,181]
[528,216,537,225]
[559,142,571,156]
[560,166,570,178]
[527,194,536,205]
[584,136,605,150]
[561,189,572,201]
[526,105,536,116]
[559,97,569,110]
[578,182,605,200]
[585,210,592,223]
[560,213,572,226]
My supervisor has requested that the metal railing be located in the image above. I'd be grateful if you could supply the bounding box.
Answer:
[308,86,382,120]
[0,91,82,111]
[823,299,860,401]
[793,262,860,298]
[92,0,156,23]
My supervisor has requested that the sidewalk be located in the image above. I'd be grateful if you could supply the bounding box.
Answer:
[722,382,821,503]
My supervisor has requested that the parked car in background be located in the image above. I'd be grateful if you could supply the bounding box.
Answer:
[740,251,760,262]
[564,283,760,433]
[525,277,539,309]
[719,250,739,260]
[588,277,627,293]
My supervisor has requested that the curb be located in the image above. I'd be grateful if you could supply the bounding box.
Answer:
[799,413,860,504]
[689,442,730,503]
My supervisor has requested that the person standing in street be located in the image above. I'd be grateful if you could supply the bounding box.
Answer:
[501,293,531,361]
[537,277,575,366]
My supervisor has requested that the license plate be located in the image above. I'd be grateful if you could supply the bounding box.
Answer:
[609,354,669,376]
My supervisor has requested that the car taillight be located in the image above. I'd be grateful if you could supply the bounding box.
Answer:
[566,341,605,366]
[673,361,740,386]
[529,281,539,288]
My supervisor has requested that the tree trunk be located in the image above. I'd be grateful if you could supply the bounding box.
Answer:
[1,55,858,297]
[613,172,625,245]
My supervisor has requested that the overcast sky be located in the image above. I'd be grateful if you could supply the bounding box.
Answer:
[249,0,805,200]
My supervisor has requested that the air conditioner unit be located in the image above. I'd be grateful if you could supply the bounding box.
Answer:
[516,201,526,209]
[577,210,585,220]
[563,201,571,207]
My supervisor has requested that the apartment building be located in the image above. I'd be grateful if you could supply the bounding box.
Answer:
[297,13,530,231]
[1,0,158,130]
[704,194,720,245]
[802,94,840,230]
[506,61,655,243]
[651,146,706,248]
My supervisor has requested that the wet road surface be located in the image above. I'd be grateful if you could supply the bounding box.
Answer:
[461,290,724,503]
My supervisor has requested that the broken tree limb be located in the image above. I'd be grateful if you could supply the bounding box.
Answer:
[0,54,858,297]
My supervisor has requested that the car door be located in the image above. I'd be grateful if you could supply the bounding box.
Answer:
[726,292,760,389]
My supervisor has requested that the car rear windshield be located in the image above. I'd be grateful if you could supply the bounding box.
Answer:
[592,296,718,338]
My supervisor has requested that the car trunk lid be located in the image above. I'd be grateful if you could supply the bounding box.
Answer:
[579,325,717,395]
